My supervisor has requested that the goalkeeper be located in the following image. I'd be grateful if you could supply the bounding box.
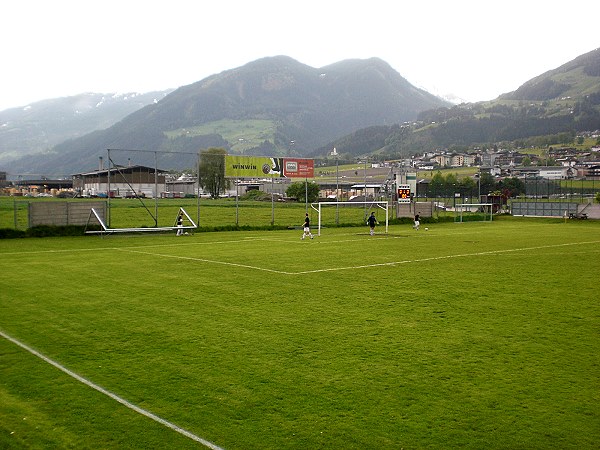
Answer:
[367,212,379,236]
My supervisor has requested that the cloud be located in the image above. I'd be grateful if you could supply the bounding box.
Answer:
[1,0,599,109]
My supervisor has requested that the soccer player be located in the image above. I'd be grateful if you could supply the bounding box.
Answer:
[301,213,313,240]
[367,212,379,236]
[413,212,420,231]
[176,213,184,236]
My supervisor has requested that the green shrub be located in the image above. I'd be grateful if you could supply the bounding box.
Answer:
[0,225,91,239]
[240,190,272,201]
[0,228,26,239]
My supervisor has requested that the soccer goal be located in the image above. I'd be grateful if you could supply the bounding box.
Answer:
[312,201,389,236]
[454,203,494,222]
[85,207,197,236]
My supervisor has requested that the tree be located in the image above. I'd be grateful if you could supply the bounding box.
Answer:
[444,173,459,197]
[479,171,496,196]
[429,171,445,198]
[198,148,230,198]
[286,181,320,203]
[498,177,525,197]
[459,176,477,199]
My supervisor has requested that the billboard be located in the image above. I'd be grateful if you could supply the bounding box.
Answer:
[225,156,314,178]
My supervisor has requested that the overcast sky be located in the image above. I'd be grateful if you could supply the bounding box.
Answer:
[1,0,598,111]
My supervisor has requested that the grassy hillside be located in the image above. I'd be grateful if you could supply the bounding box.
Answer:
[319,49,600,160]
[164,119,278,154]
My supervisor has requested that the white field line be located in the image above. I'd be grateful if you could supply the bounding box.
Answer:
[0,237,269,256]
[0,227,564,257]
[116,248,287,274]
[117,240,600,275]
[296,241,600,274]
[0,229,497,257]
[0,236,371,256]
[0,330,224,450]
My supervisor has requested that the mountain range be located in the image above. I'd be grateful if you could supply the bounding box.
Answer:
[1,48,599,178]
[316,48,600,159]
[0,56,449,176]
[0,91,172,170]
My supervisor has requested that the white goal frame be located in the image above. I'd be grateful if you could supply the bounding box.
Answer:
[312,201,389,236]
[454,203,494,222]
[85,207,197,236]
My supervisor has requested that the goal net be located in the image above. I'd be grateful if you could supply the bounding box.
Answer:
[312,201,389,236]
[454,203,494,222]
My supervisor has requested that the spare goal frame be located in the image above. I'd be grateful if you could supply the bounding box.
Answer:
[454,203,494,222]
[84,207,197,236]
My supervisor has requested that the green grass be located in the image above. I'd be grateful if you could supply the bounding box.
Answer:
[1,218,599,449]
[0,196,405,231]
[163,119,277,154]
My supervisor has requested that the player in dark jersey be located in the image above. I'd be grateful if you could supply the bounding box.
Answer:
[302,213,313,240]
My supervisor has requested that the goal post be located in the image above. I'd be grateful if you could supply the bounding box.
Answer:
[312,201,389,236]
[454,203,494,222]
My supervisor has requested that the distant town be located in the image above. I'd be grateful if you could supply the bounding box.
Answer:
[1,138,600,199]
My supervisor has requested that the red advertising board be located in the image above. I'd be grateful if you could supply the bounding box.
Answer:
[282,158,314,178]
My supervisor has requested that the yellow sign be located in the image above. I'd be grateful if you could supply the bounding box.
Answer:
[225,156,314,178]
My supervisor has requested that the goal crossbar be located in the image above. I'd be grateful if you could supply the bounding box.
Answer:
[312,201,389,236]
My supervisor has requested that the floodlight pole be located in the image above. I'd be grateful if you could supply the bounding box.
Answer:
[331,147,339,224]
[305,178,308,213]
[235,178,239,225]
[271,177,275,226]
[196,152,201,227]
[107,149,111,227]
[478,165,481,202]
[364,157,367,216]
[154,151,158,227]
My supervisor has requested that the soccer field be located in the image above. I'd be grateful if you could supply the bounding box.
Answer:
[1,218,599,449]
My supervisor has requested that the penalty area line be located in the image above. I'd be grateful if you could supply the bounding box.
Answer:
[117,248,292,274]
[294,240,600,274]
[116,240,600,276]
[0,330,223,450]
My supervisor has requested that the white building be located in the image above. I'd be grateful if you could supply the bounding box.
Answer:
[73,165,167,198]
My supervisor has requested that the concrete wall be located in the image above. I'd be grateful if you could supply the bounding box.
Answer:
[579,203,600,219]
[29,202,107,227]
[511,202,578,218]
[510,202,600,219]
[397,201,433,218]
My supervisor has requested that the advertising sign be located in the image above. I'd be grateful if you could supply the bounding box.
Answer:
[282,158,314,178]
[225,156,314,178]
